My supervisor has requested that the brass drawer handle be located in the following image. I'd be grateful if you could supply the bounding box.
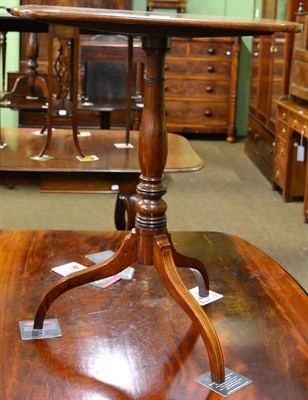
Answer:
[275,170,280,179]
[282,112,287,120]
[270,45,278,53]
[293,119,298,128]
[281,127,286,137]
[280,148,285,157]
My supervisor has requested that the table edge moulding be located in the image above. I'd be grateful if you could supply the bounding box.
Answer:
[10,5,303,386]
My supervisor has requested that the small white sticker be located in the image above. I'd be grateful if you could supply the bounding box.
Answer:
[114,143,134,149]
[189,287,223,305]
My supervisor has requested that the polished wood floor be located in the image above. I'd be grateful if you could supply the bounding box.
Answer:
[1,229,307,399]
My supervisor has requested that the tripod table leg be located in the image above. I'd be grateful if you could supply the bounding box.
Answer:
[33,230,137,329]
[153,234,225,383]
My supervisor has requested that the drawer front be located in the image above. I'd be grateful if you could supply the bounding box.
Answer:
[290,114,308,134]
[273,160,286,189]
[165,101,229,126]
[277,104,288,122]
[188,41,234,58]
[274,138,287,165]
[247,116,274,165]
[276,120,288,140]
[169,38,236,59]
[165,79,230,98]
[165,60,231,77]
[169,39,188,57]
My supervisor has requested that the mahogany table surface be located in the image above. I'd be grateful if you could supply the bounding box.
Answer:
[0,128,202,173]
[10,6,302,38]
[0,229,307,400]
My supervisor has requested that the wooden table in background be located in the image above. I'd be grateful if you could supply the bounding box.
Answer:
[0,128,203,229]
[0,229,307,399]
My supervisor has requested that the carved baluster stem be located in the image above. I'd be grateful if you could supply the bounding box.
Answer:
[136,36,170,265]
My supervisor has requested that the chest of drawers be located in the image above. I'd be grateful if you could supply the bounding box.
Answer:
[165,37,240,142]
[273,99,307,221]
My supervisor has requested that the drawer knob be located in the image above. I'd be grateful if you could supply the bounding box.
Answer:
[208,48,215,55]
[280,148,285,157]
[204,110,212,117]
[282,112,287,120]
[225,50,232,56]
[293,119,298,127]
[275,170,280,179]
[207,66,214,73]
[281,127,286,136]
[206,85,213,93]
[270,45,278,53]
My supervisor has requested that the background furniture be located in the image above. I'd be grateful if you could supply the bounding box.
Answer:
[165,36,240,142]
[1,229,307,399]
[9,0,239,140]
[0,128,203,228]
[80,34,145,130]
[147,0,187,13]
[245,0,308,181]
[272,10,308,222]
[7,0,133,129]
[273,100,307,215]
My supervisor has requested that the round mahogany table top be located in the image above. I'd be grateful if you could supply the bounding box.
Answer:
[11,5,302,38]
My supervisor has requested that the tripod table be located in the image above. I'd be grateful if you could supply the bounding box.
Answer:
[11,5,302,384]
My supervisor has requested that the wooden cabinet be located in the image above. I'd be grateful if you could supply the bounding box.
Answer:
[245,0,308,181]
[165,37,240,142]
[272,9,308,221]
[272,100,307,200]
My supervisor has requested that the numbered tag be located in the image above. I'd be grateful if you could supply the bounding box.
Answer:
[297,145,305,162]
[297,130,306,162]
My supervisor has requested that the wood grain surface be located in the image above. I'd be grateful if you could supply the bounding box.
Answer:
[0,230,307,399]
[0,128,203,173]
